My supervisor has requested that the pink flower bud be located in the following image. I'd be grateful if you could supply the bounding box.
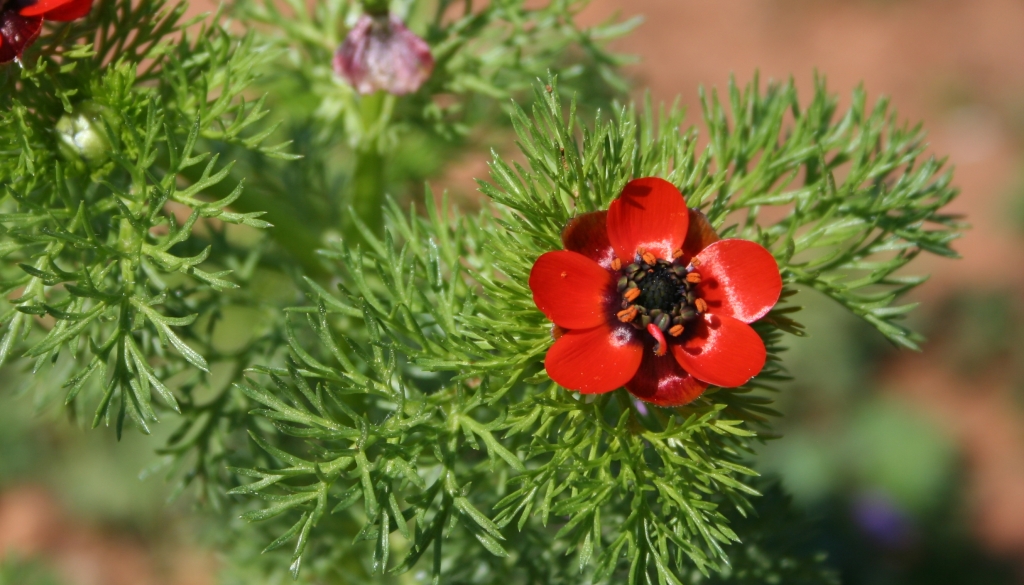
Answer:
[333,13,434,96]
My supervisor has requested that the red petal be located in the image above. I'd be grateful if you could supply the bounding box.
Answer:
[672,314,766,388]
[529,250,614,330]
[680,208,720,263]
[17,0,79,18]
[607,177,689,263]
[693,239,782,323]
[545,322,643,394]
[35,0,92,21]
[0,10,42,63]
[561,211,615,269]
[626,341,708,407]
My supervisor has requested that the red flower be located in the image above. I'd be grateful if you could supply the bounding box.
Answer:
[528,177,783,407]
[0,0,92,64]
[333,12,434,96]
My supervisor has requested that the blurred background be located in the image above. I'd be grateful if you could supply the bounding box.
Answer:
[2,1,1023,584]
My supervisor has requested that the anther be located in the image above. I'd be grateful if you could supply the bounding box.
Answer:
[617,307,638,323]
[623,287,640,302]
[617,276,628,291]
[669,324,684,337]
[646,323,667,356]
[641,251,657,265]
[611,258,622,271]
[654,313,671,332]
[672,249,684,259]
[690,257,701,267]
[694,298,708,313]
[685,272,701,284]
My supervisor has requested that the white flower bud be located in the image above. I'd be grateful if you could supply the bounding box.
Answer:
[56,102,112,163]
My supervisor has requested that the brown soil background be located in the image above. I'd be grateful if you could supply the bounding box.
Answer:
[3,1,1023,583]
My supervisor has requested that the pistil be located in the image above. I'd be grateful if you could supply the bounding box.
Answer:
[647,323,667,356]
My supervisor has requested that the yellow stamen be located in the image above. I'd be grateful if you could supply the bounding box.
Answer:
[611,258,622,271]
[669,324,684,337]
[623,287,640,302]
[672,249,684,259]
[694,298,708,314]
[685,272,702,284]
[617,307,638,323]
[641,251,657,265]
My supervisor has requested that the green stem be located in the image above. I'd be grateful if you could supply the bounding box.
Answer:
[361,0,390,16]
[347,92,388,243]
[118,203,143,296]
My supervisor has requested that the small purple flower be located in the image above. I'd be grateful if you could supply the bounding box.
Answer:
[333,13,434,96]
[852,491,916,549]
[633,398,649,417]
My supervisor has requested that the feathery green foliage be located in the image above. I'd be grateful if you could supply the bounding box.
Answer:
[0,0,961,583]
[0,0,287,437]
[230,76,958,582]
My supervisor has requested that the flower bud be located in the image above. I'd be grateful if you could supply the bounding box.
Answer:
[333,13,434,96]
[55,102,113,163]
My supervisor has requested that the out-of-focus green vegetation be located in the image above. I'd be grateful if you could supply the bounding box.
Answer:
[0,557,63,585]
[0,362,175,521]
[0,362,206,581]
[758,287,1022,585]
[760,292,956,510]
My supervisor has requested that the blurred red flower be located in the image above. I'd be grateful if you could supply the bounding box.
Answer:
[333,12,433,96]
[529,177,782,407]
[0,0,92,63]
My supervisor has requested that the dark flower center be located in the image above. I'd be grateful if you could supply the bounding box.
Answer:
[614,253,703,335]
[635,263,681,313]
